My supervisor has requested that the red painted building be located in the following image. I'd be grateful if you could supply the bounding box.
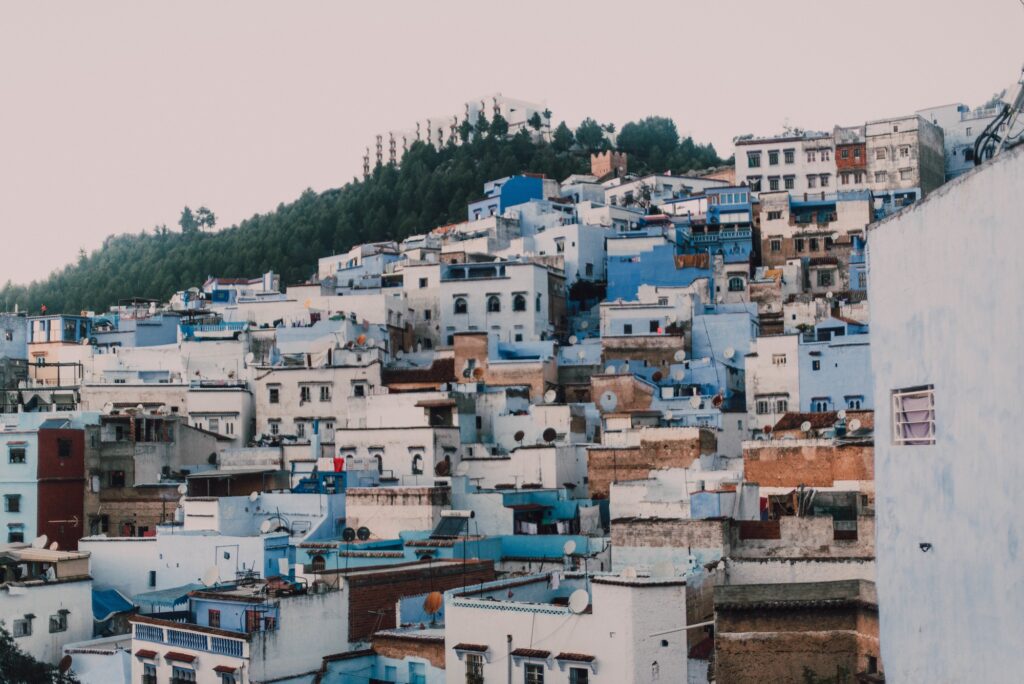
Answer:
[36,426,87,550]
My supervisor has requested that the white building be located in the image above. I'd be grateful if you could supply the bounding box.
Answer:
[868,142,1024,681]
[916,102,1004,179]
[604,174,728,208]
[445,572,688,684]
[0,546,94,665]
[734,132,836,196]
[864,114,946,198]
[744,334,799,435]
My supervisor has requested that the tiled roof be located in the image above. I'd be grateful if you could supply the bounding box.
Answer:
[808,256,840,267]
[164,651,196,663]
[556,652,596,662]
[511,648,551,658]
[773,411,840,430]
[134,649,157,659]
[382,358,455,385]
[453,643,490,652]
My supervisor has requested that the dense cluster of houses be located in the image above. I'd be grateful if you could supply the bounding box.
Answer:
[1,91,1022,684]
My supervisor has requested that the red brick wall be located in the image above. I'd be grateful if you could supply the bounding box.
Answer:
[372,635,446,669]
[835,144,867,171]
[743,443,873,488]
[36,428,85,550]
[346,561,495,641]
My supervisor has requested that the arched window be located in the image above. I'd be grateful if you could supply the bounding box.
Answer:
[535,294,542,312]
[411,454,424,475]
[728,276,745,292]
[513,294,527,312]
[453,297,468,315]
[310,555,326,572]
[373,454,383,474]
[486,295,501,313]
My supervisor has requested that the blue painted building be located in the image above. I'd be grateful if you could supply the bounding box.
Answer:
[849,235,867,291]
[467,175,549,221]
[798,318,872,412]
[606,240,712,302]
[91,313,180,349]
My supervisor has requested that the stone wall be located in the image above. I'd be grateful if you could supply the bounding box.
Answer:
[743,441,873,488]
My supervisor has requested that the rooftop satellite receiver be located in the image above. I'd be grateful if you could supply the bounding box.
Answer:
[604,364,617,375]
[664,410,674,421]
[249,491,260,502]
[202,566,220,587]
[49,541,58,551]
[542,427,557,443]
[689,396,702,409]
[544,389,557,403]
[800,421,812,433]
[577,350,587,360]
[342,527,357,542]
[357,527,371,541]
[568,589,589,614]
[621,566,638,579]
[453,461,470,477]
[723,347,736,360]
[569,335,578,345]
[31,534,48,549]
[672,369,685,382]
[259,520,272,534]
[849,419,862,432]
[563,540,577,556]
[178,484,188,495]
[600,391,618,411]
[674,350,686,362]
[837,410,847,420]
[513,430,526,443]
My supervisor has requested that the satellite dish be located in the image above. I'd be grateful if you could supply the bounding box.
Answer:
[366,338,377,348]
[259,520,272,534]
[177,483,188,495]
[49,541,59,551]
[31,535,48,549]
[672,369,685,382]
[849,419,862,432]
[472,367,485,379]
[577,350,586,360]
[277,557,289,575]
[826,291,834,300]
[544,389,557,403]
[604,365,617,375]
[837,410,847,420]
[666,314,675,324]
[651,370,663,382]
[102,402,114,414]
[249,491,260,502]
[542,427,557,443]
[689,396,702,409]
[800,421,812,433]
[763,424,773,434]
[244,352,255,364]
[423,591,444,616]
[568,589,589,614]
[622,566,638,579]
[356,334,367,345]
[569,335,578,345]
[712,394,724,408]
[357,526,371,541]
[202,567,220,587]
[673,350,686,362]
[653,560,674,578]
[664,411,674,421]
[453,461,470,477]
[58,655,73,674]
[579,321,589,330]
[563,540,577,556]
[599,391,618,411]
[395,349,404,359]
[513,430,525,443]
[723,347,736,360]
[831,232,840,241]
[342,527,357,542]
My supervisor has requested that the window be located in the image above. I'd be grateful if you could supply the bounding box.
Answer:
[299,386,311,403]
[747,176,762,192]
[110,470,126,487]
[817,270,834,287]
[320,385,331,402]
[4,495,20,513]
[3,330,11,341]
[535,294,542,312]
[486,295,501,313]
[775,398,788,413]
[208,417,220,433]
[728,276,744,292]
[784,149,795,164]
[419,277,428,288]
[819,174,830,187]
[806,150,817,163]
[768,177,780,191]
[746,151,761,168]
[768,150,779,165]
[8,524,25,543]
[809,238,819,251]
[454,297,468,314]
[171,666,196,684]
[57,438,72,458]
[875,148,887,160]
[268,387,279,404]
[772,354,787,366]
[423,309,432,321]
[220,674,236,684]
[352,383,366,398]
[812,360,821,371]
[513,294,527,312]
[296,422,306,438]
[409,662,426,684]
[466,653,485,684]
[807,175,817,189]
[8,447,26,464]
[900,168,912,180]
[824,236,834,250]
[569,668,590,684]
[846,396,864,410]
[892,386,935,445]
[964,148,975,162]
[524,663,544,684]
[143,663,157,684]
[13,616,32,637]
[623,324,633,335]
[812,398,831,412]
[269,421,280,436]
[756,399,770,415]
[875,171,887,183]
[411,454,424,475]
[795,238,805,252]
[585,262,594,276]
[899,146,910,158]
[649,320,660,333]
[841,148,849,159]
[207,609,221,628]
[767,210,782,220]
[784,175,795,190]
[767,238,782,252]
[821,149,831,161]
[49,611,68,633]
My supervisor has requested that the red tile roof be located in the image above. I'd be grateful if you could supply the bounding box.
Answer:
[213,665,239,674]
[164,651,197,663]
[511,648,551,658]
[453,643,490,653]
[134,649,157,659]
[556,652,596,662]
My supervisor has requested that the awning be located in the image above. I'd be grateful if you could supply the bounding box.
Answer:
[134,650,158,660]
[164,652,196,664]
[508,504,551,512]
[93,588,135,622]
[213,665,239,674]
[133,583,204,610]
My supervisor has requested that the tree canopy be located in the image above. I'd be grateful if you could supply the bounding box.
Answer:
[0,116,724,314]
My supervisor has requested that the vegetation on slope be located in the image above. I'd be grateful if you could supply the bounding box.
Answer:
[0,116,724,313]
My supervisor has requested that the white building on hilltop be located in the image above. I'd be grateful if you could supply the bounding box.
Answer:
[868,143,1024,681]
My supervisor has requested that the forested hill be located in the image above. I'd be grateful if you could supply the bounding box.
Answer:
[0,116,725,314]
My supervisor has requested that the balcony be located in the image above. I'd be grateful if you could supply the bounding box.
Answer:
[133,618,246,659]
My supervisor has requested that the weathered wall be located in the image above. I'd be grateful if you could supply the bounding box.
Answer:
[372,635,446,670]
[743,441,873,488]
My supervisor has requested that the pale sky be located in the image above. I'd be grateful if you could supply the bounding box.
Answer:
[1,0,1021,285]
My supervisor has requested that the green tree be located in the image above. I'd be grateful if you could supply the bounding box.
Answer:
[552,122,575,152]
[458,118,473,143]
[527,112,542,130]
[574,118,606,152]
[475,112,489,138]
[490,113,509,138]
[195,206,216,231]
[178,206,198,233]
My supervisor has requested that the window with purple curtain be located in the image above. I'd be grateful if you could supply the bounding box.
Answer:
[892,386,935,445]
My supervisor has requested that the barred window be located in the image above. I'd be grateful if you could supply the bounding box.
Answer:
[892,385,935,445]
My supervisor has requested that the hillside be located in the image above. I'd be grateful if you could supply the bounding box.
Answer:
[0,116,724,314]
